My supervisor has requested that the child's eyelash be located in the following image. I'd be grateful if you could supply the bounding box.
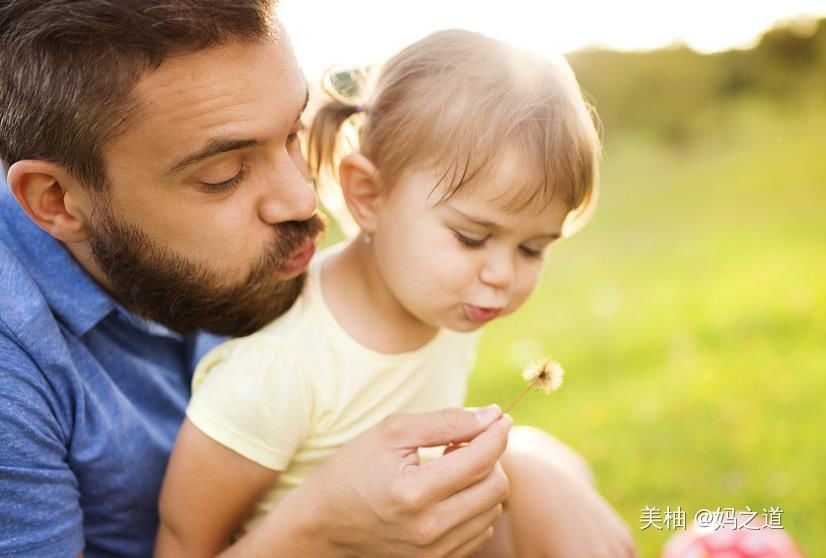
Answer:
[520,246,544,259]
[453,231,486,248]
[201,167,247,194]
[453,230,545,259]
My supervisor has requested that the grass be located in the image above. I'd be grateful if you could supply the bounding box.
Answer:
[465,99,826,556]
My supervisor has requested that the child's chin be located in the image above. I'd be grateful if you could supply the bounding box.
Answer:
[443,319,486,333]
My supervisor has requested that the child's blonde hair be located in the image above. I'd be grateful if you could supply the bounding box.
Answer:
[308,29,601,236]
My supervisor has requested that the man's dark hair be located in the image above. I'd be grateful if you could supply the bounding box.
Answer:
[0,0,277,189]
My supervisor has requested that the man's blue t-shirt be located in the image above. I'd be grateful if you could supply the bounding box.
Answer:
[0,179,224,557]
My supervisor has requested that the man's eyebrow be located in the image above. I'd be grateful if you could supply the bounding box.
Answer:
[166,85,308,176]
[166,138,258,176]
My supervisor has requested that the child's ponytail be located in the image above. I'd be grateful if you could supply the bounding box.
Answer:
[306,99,364,185]
[306,68,369,237]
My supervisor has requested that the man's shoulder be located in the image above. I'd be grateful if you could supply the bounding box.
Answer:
[0,312,71,460]
[0,319,43,381]
[0,287,83,558]
[0,233,59,342]
[0,244,71,416]
[0,230,85,421]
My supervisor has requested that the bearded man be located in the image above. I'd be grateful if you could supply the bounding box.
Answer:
[0,2,633,557]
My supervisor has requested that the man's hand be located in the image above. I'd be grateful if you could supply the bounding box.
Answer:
[248,406,511,558]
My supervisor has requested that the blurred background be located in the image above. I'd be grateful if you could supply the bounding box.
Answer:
[281,1,826,554]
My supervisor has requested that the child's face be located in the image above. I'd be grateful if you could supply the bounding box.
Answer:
[371,152,570,332]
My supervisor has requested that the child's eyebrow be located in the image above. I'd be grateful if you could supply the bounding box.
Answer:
[447,205,561,240]
[447,206,499,230]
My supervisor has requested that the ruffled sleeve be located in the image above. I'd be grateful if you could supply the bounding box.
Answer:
[186,336,315,471]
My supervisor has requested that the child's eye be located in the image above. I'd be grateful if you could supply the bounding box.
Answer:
[520,245,545,259]
[200,167,246,194]
[453,230,487,249]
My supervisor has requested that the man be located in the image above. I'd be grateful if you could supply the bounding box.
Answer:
[0,2,634,557]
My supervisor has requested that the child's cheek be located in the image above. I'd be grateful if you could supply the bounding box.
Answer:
[511,269,542,310]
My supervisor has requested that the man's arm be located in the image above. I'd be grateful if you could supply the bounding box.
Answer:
[194,406,511,558]
[0,333,85,557]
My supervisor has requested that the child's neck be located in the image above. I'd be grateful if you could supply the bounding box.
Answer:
[320,238,440,354]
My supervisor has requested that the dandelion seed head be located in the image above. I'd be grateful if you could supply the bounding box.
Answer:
[522,358,564,394]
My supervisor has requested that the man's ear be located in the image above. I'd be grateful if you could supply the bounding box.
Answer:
[7,160,92,243]
[338,153,382,234]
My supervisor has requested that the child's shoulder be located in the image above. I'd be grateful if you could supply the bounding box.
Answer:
[221,243,341,345]
[191,321,308,393]
[192,245,343,385]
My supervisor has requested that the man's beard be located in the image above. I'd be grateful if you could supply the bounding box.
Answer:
[87,202,326,337]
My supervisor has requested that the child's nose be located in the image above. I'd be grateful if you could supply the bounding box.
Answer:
[479,252,515,290]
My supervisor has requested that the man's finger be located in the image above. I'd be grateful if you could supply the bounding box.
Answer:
[383,405,502,449]
[417,415,511,500]
[430,462,509,533]
[445,525,496,558]
[435,500,503,554]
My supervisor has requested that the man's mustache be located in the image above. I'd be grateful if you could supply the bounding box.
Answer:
[262,213,327,268]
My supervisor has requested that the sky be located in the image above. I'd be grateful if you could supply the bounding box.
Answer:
[278,0,826,79]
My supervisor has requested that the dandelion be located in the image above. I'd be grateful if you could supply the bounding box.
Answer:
[503,358,564,413]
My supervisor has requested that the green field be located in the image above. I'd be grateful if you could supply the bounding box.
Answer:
[465,100,826,556]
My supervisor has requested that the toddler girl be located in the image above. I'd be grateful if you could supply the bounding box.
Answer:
[157,29,628,557]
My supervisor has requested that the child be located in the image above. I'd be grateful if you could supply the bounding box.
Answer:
[157,29,631,557]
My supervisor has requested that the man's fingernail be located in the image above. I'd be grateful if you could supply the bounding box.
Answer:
[474,404,501,425]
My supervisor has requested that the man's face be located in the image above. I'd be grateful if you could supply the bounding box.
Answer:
[89,35,324,335]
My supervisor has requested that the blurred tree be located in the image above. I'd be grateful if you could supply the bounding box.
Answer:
[567,18,826,145]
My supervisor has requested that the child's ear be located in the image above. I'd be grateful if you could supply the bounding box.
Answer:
[7,160,92,243]
[339,153,381,234]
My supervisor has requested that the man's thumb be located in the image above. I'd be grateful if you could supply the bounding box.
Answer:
[386,405,502,448]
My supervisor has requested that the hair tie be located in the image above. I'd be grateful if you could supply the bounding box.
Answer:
[353,103,367,114]
[321,65,369,106]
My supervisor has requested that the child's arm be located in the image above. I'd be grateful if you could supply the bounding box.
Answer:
[476,426,638,558]
[155,418,279,558]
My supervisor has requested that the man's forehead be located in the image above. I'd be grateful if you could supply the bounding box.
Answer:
[133,37,301,118]
[108,38,305,170]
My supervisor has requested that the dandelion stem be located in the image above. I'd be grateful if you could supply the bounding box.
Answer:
[503,381,536,414]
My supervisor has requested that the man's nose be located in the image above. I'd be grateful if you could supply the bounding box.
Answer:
[258,158,318,225]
